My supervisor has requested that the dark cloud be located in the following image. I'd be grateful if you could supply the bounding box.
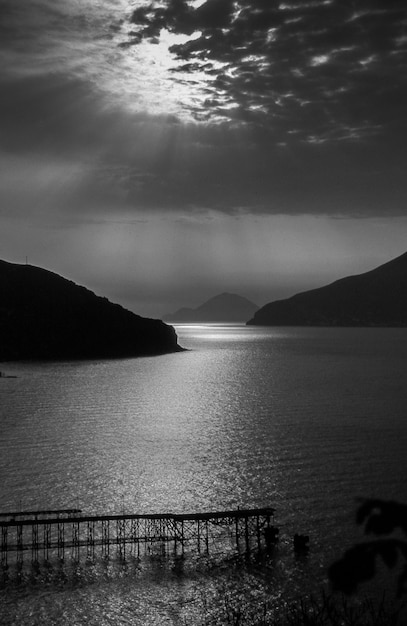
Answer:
[129,0,407,142]
[2,63,405,219]
[117,121,407,218]
[0,68,178,165]
[1,0,407,222]
[0,74,105,156]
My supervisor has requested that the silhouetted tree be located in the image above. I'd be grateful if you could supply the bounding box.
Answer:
[329,499,407,597]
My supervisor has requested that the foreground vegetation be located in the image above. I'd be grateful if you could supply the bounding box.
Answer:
[198,498,407,625]
[200,591,406,626]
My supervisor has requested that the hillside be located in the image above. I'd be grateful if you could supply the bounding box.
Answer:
[0,260,182,360]
[164,293,258,323]
[247,251,407,327]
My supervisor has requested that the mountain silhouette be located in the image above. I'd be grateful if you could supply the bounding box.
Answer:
[0,260,182,361]
[247,251,407,326]
[164,292,258,323]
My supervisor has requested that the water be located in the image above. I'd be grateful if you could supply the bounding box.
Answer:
[1,325,407,624]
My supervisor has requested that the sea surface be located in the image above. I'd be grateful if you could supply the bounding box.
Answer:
[1,325,407,624]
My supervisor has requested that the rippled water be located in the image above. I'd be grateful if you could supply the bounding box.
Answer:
[1,325,407,624]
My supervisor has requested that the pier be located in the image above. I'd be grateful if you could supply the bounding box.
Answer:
[0,507,276,567]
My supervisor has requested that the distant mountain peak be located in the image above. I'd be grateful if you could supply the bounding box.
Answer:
[164,292,258,323]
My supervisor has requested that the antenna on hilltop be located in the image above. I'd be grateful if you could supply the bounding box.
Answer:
[25,256,28,265]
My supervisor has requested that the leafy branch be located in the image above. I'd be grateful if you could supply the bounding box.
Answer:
[329,499,407,597]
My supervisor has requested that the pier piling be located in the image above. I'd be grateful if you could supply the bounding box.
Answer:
[0,507,275,568]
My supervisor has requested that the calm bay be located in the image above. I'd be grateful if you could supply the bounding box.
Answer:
[1,325,407,624]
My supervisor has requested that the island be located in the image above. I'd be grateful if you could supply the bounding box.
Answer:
[164,292,258,323]
[247,251,407,327]
[0,260,183,360]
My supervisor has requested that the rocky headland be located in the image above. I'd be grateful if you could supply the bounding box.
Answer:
[0,260,183,361]
[247,251,407,327]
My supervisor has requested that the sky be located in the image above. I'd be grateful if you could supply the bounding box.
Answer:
[1,0,407,318]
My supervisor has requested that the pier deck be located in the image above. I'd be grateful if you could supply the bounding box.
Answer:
[1,507,276,566]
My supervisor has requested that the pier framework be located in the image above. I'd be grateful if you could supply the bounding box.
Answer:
[0,507,276,567]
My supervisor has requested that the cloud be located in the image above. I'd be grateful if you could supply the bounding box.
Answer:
[129,0,407,141]
[1,0,407,222]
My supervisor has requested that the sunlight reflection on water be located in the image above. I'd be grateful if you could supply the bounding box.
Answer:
[1,326,407,623]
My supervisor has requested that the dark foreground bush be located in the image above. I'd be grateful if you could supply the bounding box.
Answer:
[205,591,406,625]
[199,499,407,625]
[329,500,407,598]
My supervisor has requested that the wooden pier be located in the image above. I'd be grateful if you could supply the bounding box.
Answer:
[0,507,276,567]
